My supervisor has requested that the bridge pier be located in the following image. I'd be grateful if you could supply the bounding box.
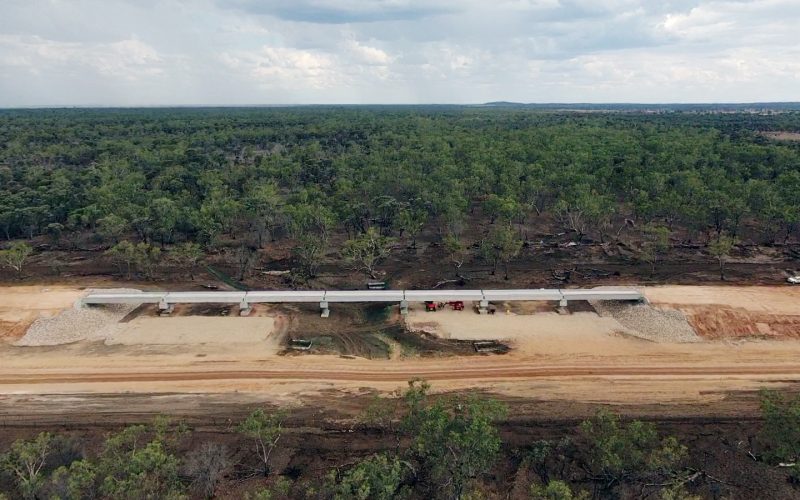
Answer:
[239,300,252,316]
[320,301,330,318]
[399,300,409,315]
[557,298,569,314]
[478,299,489,314]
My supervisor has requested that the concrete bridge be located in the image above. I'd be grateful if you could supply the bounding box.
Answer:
[80,288,644,317]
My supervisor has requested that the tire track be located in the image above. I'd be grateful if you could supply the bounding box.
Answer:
[3,363,800,385]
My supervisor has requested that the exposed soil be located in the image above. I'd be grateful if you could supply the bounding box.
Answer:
[645,285,800,339]
[761,130,800,141]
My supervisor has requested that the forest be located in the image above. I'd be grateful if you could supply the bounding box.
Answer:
[2,381,800,499]
[2,106,800,284]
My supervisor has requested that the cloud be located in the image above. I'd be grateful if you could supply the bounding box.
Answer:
[219,0,456,24]
[0,35,165,80]
[0,0,799,105]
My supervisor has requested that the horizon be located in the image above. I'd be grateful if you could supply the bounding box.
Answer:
[3,101,800,111]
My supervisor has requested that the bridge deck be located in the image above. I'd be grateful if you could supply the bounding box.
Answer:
[81,288,643,306]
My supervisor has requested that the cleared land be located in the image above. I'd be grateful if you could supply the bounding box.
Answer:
[2,284,800,412]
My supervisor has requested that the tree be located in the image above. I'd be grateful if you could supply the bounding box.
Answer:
[169,242,204,280]
[333,453,407,500]
[530,480,589,500]
[708,232,736,281]
[293,233,327,278]
[554,185,613,242]
[401,380,507,498]
[0,241,32,277]
[185,442,230,498]
[105,240,138,279]
[638,224,670,277]
[342,227,396,279]
[443,234,468,276]
[47,459,97,500]
[480,225,523,279]
[106,240,161,280]
[0,432,53,499]
[759,391,800,464]
[97,214,129,244]
[397,207,427,248]
[580,410,686,482]
[96,425,185,499]
[134,242,162,280]
[238,409,286,477]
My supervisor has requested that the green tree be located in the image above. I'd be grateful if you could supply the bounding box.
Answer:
[708,232,736,281]
[444,234,468,276]
[639,224,670,277]
[402,380,507,498]
[0,241,33,277]
[342,227,396,279]
[333,453,407,500]
[0,432,53,499]
[530,480,589,500]
[293,233,328,278]
[96,425,185,499]
[480,225,523,279]
[105,240,138,279]
[169,242,204,280]
[759,391,800,464]
[238,409,286,477]
[98,213,129,244]
[580,410,686,482]
[47,459,97,500]
[397,207,427,248]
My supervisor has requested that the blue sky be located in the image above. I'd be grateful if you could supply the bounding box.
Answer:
[0,0,798,106]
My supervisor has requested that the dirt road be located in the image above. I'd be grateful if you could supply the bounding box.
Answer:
[3,284,800,411]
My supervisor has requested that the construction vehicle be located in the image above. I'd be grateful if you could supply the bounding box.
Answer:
[448,301,464,310]
[425,301,438,311]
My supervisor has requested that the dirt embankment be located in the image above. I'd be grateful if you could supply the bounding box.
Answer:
[645,286,800,339]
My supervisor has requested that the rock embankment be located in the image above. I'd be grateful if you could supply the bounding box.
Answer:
[591,300,700,343]
[14,289,141,346]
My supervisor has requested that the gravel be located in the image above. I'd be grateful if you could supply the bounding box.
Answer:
[14,288,141,346]
[591,300,700,343]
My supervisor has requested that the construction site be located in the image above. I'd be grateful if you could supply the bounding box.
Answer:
[3,283,800,405]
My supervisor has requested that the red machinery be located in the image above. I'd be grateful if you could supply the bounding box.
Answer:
[425,301,438,311]
[448,301,464,311]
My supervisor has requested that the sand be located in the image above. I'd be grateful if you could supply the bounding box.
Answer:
[105,316,276,346]
[406,307,630,354]
[644,285,800,314]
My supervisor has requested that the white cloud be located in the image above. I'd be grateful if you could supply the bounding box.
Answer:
[0,0,799,105]
[0,35,165,80]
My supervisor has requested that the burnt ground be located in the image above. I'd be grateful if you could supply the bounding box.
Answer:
[1,389,798,499]
[279,302,506,359]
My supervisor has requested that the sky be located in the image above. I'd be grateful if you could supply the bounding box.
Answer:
[0,0,798,106]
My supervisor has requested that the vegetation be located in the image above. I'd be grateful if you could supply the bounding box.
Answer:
[6,383,800,498]
[2,107,800,282]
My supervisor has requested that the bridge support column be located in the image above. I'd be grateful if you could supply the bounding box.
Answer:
[478,300,489,315]
[320,301,330,318]
[557,298,569,315]
[399,300,408,315]
[158,299,174,316]
[239,300,252,316]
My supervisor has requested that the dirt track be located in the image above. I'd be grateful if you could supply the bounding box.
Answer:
[3,284,800,413]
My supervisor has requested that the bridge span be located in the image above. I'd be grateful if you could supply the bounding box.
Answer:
[80,288,643,317]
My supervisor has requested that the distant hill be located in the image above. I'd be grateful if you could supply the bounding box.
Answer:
[480,102,800,112]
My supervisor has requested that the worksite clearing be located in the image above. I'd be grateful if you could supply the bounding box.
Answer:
[3,285,800,410]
